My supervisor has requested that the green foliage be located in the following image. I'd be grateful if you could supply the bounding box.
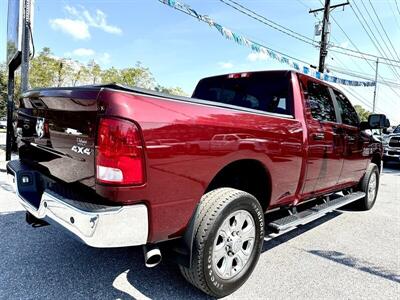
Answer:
[0,63,7,117]
[29,47,59,88]
[101,66,120,83]
[0,47,188,117]
[155,85,188,97]
[354,104,371,122]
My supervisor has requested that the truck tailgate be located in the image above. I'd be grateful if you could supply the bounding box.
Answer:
[17,88,100,188]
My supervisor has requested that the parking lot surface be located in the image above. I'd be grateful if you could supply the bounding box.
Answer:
[0,133,399,299]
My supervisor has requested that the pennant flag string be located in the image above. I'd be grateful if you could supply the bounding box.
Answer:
[158,0,376,87]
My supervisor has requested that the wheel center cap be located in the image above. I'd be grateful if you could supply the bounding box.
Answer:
[232,237,242,253]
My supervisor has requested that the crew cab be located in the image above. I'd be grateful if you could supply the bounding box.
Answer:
[7,70,389,297]
[383,125,400,163]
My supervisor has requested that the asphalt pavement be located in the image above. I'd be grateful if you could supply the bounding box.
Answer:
[0,131,399,299]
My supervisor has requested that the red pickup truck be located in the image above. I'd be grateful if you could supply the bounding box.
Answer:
[7,70,389,297]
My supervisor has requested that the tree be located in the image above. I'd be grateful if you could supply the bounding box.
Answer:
[0,47,185,114]
[155,85,188,97]
[101,67,120,83]
[29,47,60,88]
[119,62,155,89]
[0,63,7,117]
[87,60,102,85]
[354,105,371,122]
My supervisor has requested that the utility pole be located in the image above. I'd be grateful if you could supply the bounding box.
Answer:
[6,0,32,160]
[373,58,379,113]
[310,1,349,73]
[5,69,15,161]
[318,0,330,73]
[21,0,31,92]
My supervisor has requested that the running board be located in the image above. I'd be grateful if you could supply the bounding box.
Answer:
[268,192,366,233]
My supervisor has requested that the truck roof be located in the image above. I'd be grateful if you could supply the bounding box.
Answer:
[194,69,343,91]
[22,69,345,103]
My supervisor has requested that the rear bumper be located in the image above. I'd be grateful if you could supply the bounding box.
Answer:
[7,160,149,248]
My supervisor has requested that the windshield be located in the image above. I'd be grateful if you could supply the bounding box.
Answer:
[192,71,294,116]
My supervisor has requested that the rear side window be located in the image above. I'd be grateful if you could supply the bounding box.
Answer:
[192,72,294,116]
[333,90,359,127]
[305,81,337,122]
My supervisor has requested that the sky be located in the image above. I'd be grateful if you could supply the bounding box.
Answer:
[1,0,399,124]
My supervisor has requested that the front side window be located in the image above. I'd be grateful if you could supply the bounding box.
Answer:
[306,81,337,122]
[333,90,359,127]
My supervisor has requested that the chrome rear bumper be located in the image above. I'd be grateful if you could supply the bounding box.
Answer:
[7,160,149,248]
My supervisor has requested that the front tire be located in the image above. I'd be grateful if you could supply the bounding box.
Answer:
[180,188,264,298]
[357,163,380,210]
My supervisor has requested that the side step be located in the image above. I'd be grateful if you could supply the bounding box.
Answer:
[268,192,366,233]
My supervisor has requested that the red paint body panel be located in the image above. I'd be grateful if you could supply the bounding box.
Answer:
[96,87,304,242]
[17,70,382,243]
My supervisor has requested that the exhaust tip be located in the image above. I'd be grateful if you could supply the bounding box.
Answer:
[144,247,162,268]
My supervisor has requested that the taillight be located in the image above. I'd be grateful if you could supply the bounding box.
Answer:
[96,118,144,185]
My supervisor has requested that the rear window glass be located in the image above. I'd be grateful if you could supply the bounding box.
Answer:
[192,72,294,116]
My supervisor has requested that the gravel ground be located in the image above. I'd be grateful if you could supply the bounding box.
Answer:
[0,131,399,299]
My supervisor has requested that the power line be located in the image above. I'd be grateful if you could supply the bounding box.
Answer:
[328,45,400,65]
[368,0,400,61]
[328,48,400,68]
[350,0,400,80]
[316,1,400,103]
[220,0,400,94]
[160,0,314,67]
[222,0,400,66]
[359,0,400,63]
[340,85,397,120]
[159,0,379,88]
[388,0,400,31]
[329,35,369,74]
[327,65,400,87]
[217,0,319,47]
[295,0,310,10]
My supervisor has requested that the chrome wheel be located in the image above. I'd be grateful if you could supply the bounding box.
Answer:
[367,172,377,204]
[212,210,256,280]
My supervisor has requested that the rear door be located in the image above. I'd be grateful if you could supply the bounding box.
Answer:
[17,88,100,188]
[332,89,368,184]
[301,78,344,195]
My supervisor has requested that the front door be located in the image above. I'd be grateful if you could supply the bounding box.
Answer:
[301,79,344,196]
[332,89,368,185]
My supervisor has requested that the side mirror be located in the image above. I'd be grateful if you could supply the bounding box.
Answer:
[360,114,390,130]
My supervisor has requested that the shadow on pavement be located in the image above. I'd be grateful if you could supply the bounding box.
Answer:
[306,250,400,284]
[0,211,211,300]
[0,209,343,299]
[383,162,400,176]
[262,211,341,252]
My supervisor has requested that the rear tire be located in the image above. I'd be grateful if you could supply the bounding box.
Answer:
[180,188,264,298]
[357,163,380,210]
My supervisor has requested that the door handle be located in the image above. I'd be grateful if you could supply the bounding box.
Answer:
[312,133,325,140]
